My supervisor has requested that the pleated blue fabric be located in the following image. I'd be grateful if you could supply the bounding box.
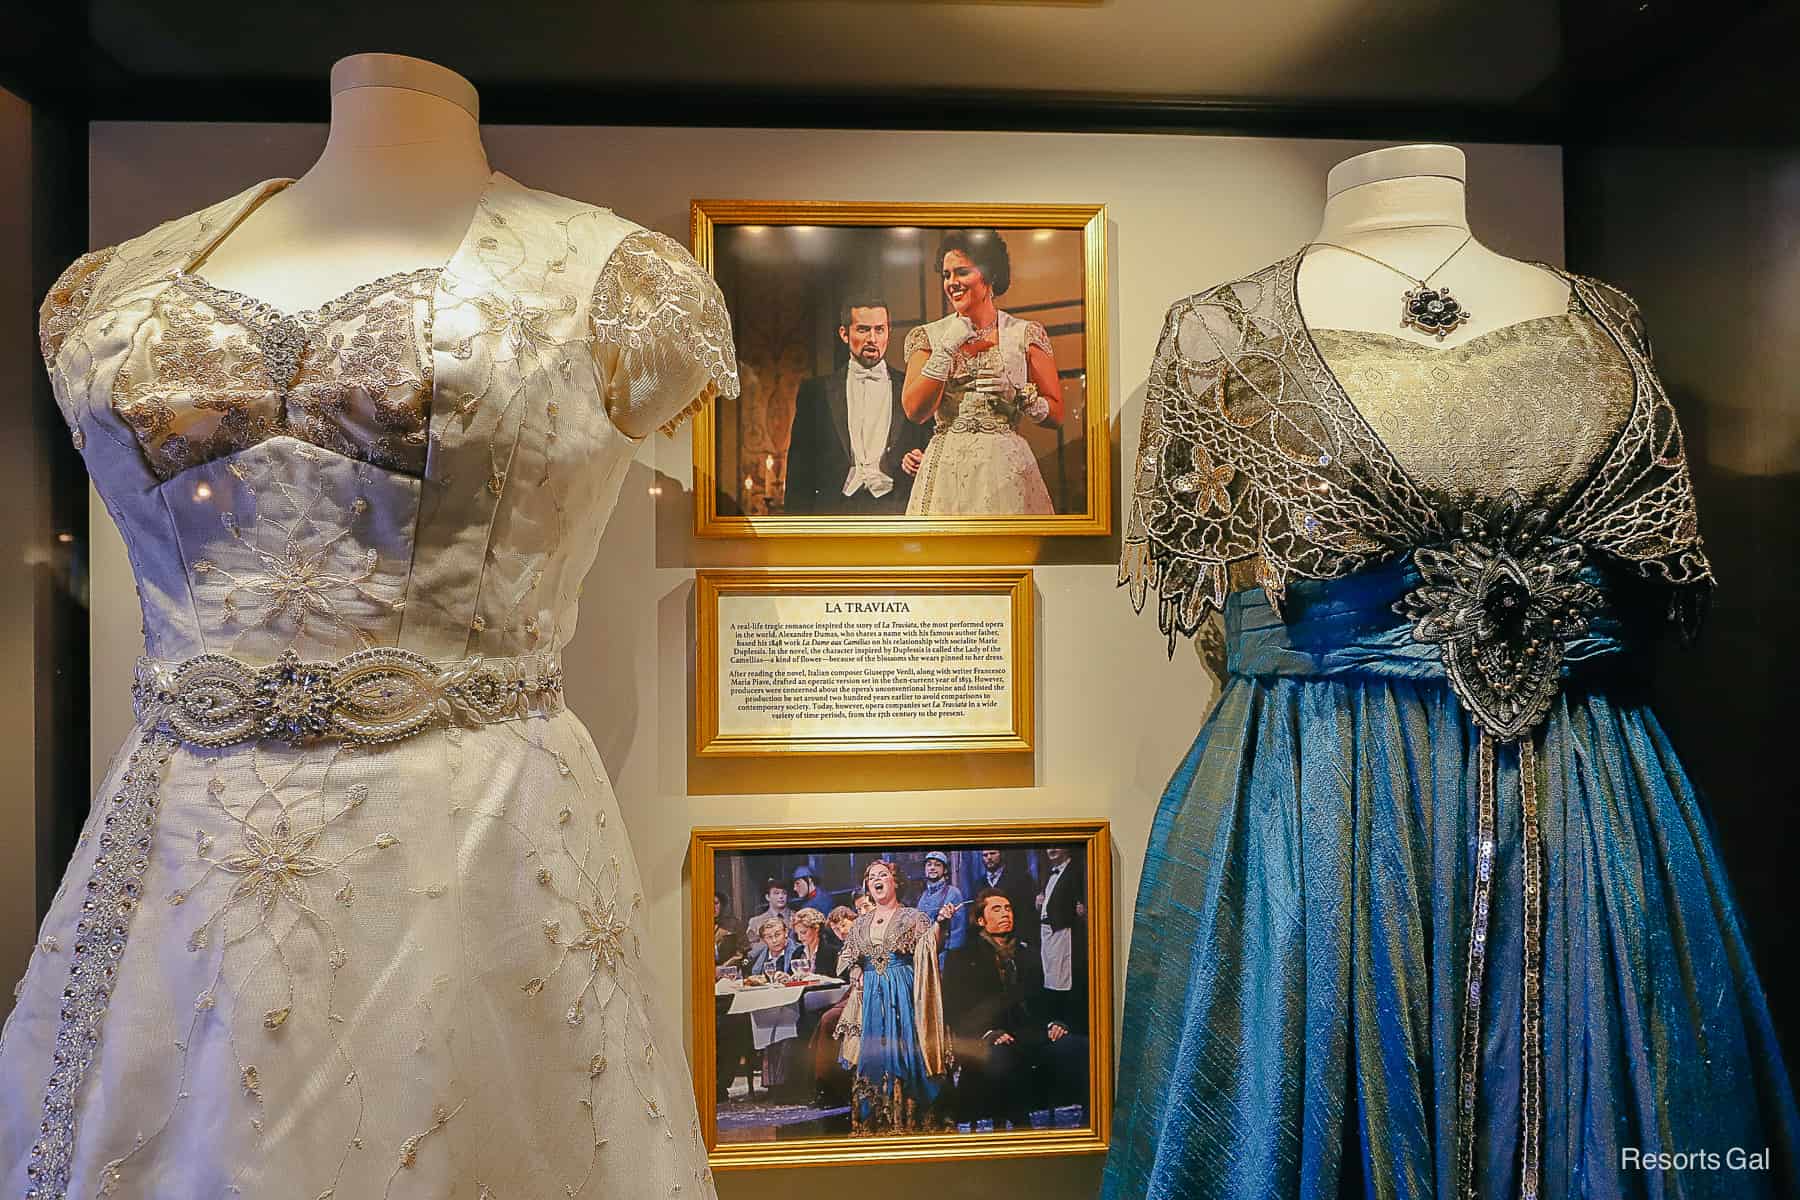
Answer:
[1102,564,1800,1199]
[842,947,942,1132]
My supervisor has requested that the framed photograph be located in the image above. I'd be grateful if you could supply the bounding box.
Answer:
[693,567,1034,758]
[690,821,1113,1169]
[691,200,1110,538]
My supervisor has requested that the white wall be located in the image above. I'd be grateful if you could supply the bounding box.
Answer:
[88,122,1562,1198]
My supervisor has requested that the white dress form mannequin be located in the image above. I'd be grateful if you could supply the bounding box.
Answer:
[182,52,492,312]
[1296,143,1569,347]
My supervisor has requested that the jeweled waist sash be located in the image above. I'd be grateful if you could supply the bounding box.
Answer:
[130,646,565,747]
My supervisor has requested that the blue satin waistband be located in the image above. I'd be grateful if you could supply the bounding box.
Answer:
[1226,557,1636,684]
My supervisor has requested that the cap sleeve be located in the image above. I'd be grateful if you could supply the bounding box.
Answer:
[588,229,740,440]
[39,246,117,372]
[903,323,931,361]
[38,246,118,450]
[1024,318,1053,357]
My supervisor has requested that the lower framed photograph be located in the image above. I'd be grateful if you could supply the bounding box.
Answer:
[690,820,1113,1169]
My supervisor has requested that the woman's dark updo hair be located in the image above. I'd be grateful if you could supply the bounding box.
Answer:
[937,228,1012,297]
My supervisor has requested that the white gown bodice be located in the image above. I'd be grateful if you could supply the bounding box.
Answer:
[39,170,737,667]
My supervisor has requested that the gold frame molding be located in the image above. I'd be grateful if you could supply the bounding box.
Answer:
[690,820,1114,1170]
[694,567,1034,757]
[690,199,1111,540]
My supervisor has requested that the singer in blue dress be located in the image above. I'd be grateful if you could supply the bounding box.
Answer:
[1106,254,1800,1199]
[834,860,951,1134]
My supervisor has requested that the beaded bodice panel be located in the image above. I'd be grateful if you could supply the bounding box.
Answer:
[1309,310,1636,512]
[117,267,443,480]
[904,312,1052,433]
[1120,251,1712,650]
[837,907,932,978]
[39,172,738,666]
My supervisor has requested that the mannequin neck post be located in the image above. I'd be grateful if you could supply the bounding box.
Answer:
[1314,174,1471,244]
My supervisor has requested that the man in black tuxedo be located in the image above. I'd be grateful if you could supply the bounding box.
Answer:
[943,889,1088,1128]
[784,298,931,515]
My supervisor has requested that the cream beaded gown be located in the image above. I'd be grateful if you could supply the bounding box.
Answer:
[1,171,736,1200]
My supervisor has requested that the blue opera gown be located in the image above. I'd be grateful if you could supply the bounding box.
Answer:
[838,907,945,1133]
[1105,276,1800,1199]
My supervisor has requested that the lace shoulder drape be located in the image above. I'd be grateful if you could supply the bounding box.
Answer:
[835,907,933,975]
[587,229,739,439]
[1120,253,1713,652]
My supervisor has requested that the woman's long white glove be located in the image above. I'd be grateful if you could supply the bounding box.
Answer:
[918,313,978,380]
[1017,382,1050,423]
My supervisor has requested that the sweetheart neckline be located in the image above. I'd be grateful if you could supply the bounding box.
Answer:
[170,264,444,329]
[1306,310,1585,353]
[1285,252,1639,530]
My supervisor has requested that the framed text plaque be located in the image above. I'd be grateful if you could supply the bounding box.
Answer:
[694,568,1034,757]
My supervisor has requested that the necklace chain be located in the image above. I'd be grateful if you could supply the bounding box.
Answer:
[1301,233,1478,340]
[1303,232,1476,288]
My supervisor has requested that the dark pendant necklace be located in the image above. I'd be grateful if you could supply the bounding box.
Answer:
[1401,284,1471,339]
[1306,232,1477,340]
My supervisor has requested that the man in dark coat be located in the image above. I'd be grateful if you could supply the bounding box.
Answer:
[943,889,1088,1128]
[1037,846,1088,1031]
[784,298,931,515]
[975,848,1038,941]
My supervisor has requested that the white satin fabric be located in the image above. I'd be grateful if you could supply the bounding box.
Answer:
[2,171,736,1200]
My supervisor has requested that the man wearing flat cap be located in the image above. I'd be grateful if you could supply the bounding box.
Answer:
[915,850,968,953]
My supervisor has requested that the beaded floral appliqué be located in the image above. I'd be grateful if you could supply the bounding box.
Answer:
[1396,489,1603,739]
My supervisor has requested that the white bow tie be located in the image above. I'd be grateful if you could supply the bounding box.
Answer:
[850,363,887,384]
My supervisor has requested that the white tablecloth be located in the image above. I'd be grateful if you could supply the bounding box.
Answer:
[717,979,850,1051]
[716,977,847,1015]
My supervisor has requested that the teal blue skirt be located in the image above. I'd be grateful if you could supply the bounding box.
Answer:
[842,957,942,1132]
[1103,565,1800,1199]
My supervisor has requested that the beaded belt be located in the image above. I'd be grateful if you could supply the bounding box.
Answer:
[940,414,1017,435]
[130,646,565,747]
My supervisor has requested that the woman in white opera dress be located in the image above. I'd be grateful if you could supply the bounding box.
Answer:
[901,229,1064,516]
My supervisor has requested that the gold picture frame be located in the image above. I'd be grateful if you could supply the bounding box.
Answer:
[691,820,1113,1170]
[690,200,1111,541]
[694,567,1034,757]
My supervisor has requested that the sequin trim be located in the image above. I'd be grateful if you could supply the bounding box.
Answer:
[1455,732,1498,1200]
[1519,736,1544,1200]
[1455,731,1548,1200]
[25,730,176,1200]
